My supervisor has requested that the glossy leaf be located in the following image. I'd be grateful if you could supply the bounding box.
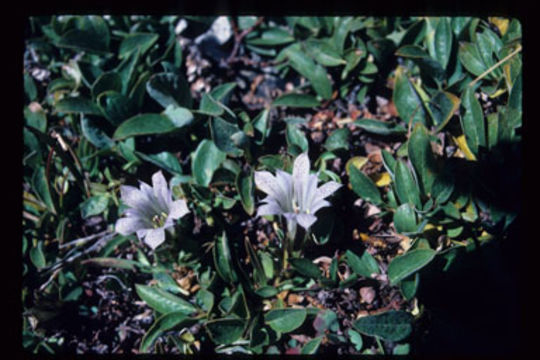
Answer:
[119,32,159,59]
[408,123,437,195]
[205,318,247,345]
[290,258,322,279]
[135,284,198,315]
[394,160,422,208]
[349,165,382,205]
[140,312,195,352]
[460,87,485,155]
[346,249,379,278]
[265,308,307,333]
[146,72,192,109]
[191,140,227,187]
[394,203,418,234]
[354,118,406,136]
[353,310,413,342]
[387,249,436,285]
[393,69,426,126]
[272,93,320,108]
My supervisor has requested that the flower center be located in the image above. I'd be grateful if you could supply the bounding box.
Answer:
[151,212,168,228]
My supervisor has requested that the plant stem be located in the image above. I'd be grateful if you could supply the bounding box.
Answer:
[469,44,522,88]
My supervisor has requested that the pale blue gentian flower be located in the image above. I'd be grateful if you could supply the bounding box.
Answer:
[115,171,189,249]
[254,153,342,239]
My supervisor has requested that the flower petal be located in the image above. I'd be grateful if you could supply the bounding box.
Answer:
[310,198,331,214]
[169,199,189,219]
[257,202,282,217]
[297,213,317,229]
[152,170,171,210]
[292,153,310,211]
[314,181,342,202]
[136,229,148,239]
[254,171,283,200]
[275,169,294,212]
[302,174,319,211]
[115,217,147,235]
[144,228,166,249]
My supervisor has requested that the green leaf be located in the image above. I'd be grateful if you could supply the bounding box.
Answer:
[394,203,418,234]
[286,47,332,99]
[57,16,110,53]
[146,72,192,109]
[55,97,102,115]
[210,117,246,156]
[348,329,364,351]
[24,106,47,132]
[394,160,421,208]
[80,195,109,218]
[140,312,195,352]
[387,249,436,285]
[191,140,227,187]
[96,91,136,126]
[393,69,427,126]
[286,124,309,155]
[91,72,123,99]
[352,310,413,342]
[210,82,237,103]
[400,272,420,301]
[247,28,294,46]
[460,87,485,155]
[301,336,323,354]
[290,258,322,279]
[252,108,270,145]
[213,231,237,283]
[136,151,183,175]
[162,105,194,128]
[433,18,452,68]
[199,93,224,116]
[24,73,37,101]
[30,242,46,269]
[272,93,320,108]
[205,318,247,345]
[429,91,460,132]
[32,166,55,214]
[408,123,437,195]
[244,238,266,285]
[255,286,278,298]
[458,42,488,77]
[119,32,159,59]
[324,128,350,152]
[113,113,185,140]
[265,308,307,333]
[237,170,255,216]
[81,116,115,149]
[354,118,406,136]
[304,39,345,66]
[345,249,379,278]
[135,284,198,315]
[341,47,366,80]
[349,165,382,205]
[395,45,445,84]
[393,343,411,355]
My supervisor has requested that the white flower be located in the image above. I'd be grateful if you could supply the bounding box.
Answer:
[115,171,189,249]
[254,153,342,236]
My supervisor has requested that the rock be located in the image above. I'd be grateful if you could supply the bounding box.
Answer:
[359,287,376,304]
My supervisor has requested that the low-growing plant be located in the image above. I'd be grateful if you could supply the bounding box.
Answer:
[23,15,521,355]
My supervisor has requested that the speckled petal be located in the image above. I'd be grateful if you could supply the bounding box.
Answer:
[256,202,282,216]
[169,199,189,219]
[255,171,288,208]
[144,228,166,249]
[310,198,331,214]
[152,171,171,211]
[115,217,147,235]
[314,181,342,202]
[296,213,317,229]
[292,153,310,208]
